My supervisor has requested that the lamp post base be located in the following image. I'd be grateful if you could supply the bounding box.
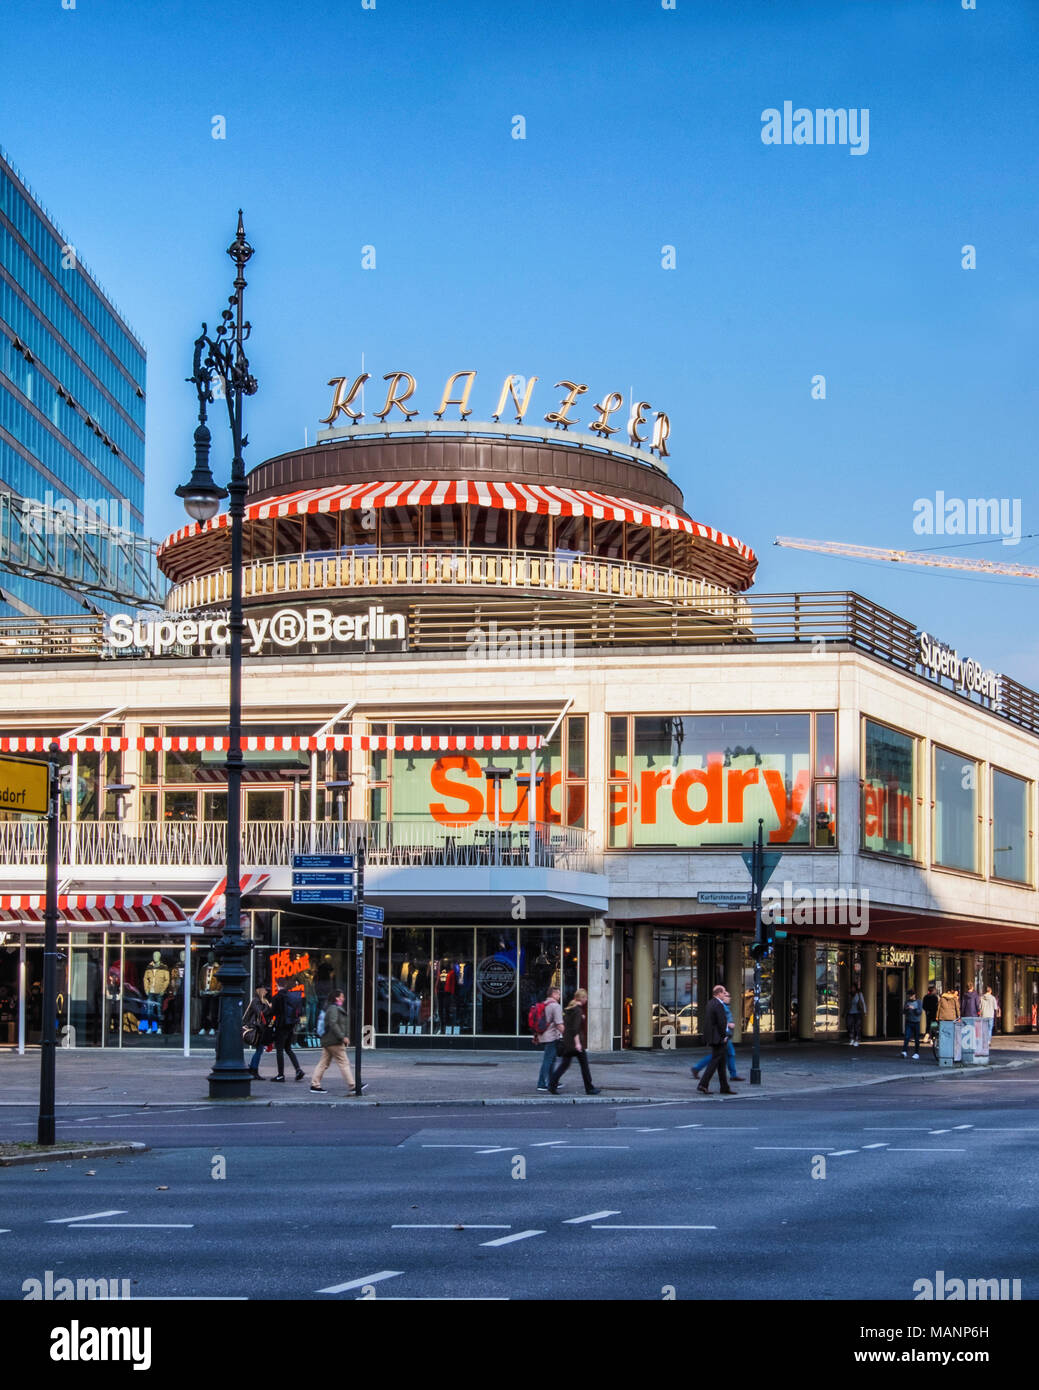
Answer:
[207,1064,254,1100]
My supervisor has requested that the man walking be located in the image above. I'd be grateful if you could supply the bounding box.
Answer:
[692,990,744,1082]
[697,985,735,1095]
[922,985,939,1030]
[961,981,982,1018]
[548,989,601,1095]
[310,989,367,1094]
[270,983,305,1082]
[979,985,1000,1049]
[535,986,564,1092]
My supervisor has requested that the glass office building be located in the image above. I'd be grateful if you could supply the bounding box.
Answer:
[0,147,146,617]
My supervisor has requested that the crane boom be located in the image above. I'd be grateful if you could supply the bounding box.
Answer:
[773,536,1039,580]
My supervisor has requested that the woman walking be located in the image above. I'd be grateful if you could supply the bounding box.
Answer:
[548,989,601,1095]
[243,984,273,1080]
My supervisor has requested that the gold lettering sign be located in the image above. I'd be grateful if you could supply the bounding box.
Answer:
[433,370,478,421]
[651,411,671,458]
[492,374,538,424]
[545,381,588,428]
[628,400,651,445]
[374,371,419,422]
[589,391,624,438]
[320,373,370,425]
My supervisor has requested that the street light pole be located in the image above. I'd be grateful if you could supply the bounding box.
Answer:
[177,211,258,1100]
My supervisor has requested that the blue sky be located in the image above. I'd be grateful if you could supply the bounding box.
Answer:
[3,0,1037,678]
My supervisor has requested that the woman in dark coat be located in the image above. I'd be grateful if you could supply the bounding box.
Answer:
[243,984,272,1079]
[548,989,601,1095]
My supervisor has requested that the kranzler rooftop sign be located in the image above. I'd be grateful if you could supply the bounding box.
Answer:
[320,368,673,459]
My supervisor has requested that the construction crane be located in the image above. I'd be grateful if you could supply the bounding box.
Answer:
[774,536,1039,580]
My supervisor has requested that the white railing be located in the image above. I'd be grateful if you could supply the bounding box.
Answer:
[0,818,601,875]
[164,546,745,618]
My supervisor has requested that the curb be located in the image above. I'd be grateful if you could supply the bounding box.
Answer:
[0,1141,149,1166]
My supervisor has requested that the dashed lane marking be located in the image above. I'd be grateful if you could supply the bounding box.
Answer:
[474,1148,512,1154]
[69,1223,195,1229]
[480,1230,546,1247]
[591,1224,716,1231]
[547,1144,630,1150]
[754,1147,835,1152]
[392,1224,511,1230]
[318,1270,403,1294]
[828,1150,859,1156]
[928,1129,951,1134]
[421,1144,496,1149]
[48,1210,126,1223]
[563,1211,621,1224]
[884,1148,966,1153]
[530,1141,567,1147]
[861,1143,889,1149]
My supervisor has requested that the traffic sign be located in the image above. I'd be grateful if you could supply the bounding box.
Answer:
[290,887,355,905]
[0,756,49,818]
[740,850,783,888]
[292,871,356,886]
[361,922,384,940]
[292,854,355,870]
[360,904,385,924]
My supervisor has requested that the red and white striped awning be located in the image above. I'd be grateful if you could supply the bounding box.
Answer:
[159,480,755,563]
[0,894,188,926]
[192,873,270,928]
[0,733,544,756]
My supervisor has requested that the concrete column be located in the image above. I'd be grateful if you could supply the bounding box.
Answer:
[632,922,654,1049]
[861,946,878,1038]
[725,935,743,1043]
[1002,955,1015,1035]
[962,953,976,991]
[586,917,611,1051]
[797,938,815,1040]
[914,950,929,1000]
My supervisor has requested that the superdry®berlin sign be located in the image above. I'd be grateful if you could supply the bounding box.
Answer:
[105,605,406,656]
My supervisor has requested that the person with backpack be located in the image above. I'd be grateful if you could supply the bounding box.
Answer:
[533,985,564,1092]
[270,983,306,1081]
[548,989,601,1095]
[310,989,367,1094]
[243,983,273,1080]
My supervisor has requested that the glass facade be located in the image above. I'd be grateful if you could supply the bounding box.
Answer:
[992,768,1030,884]
[0,151,147,617]
[933,746,978,873]
[862,719,916,858]
[608,713,834,850]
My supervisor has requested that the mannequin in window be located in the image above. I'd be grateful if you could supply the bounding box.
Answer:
[164,951,186,1035]
[199,951,221,1035]
[142,951,169,1035]
[106,963,121,1035]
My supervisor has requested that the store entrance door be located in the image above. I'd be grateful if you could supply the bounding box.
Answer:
[883,969,906,1037]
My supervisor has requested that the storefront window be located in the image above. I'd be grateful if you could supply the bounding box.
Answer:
[814,782,836,847]
[432,928,474,1035]
[382,929,430,1034]
[992,768,1030,883]
[653,932,697,1040]
[742,942,775,1033]
[862,719,916,858]
[614,714,813,849]
[475,928,518,1035]
[933,746,978,872]
[815,947,840,1032]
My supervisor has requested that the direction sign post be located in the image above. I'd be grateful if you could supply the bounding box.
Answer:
[739,822,783,1087]
[0,755,49,818]
[353,839,366,1095]
[37,747,59,1145]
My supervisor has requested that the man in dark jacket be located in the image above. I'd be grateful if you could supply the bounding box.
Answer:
[697,985,736,1095]
[270,984,305,1081]
[961,983,982,1018]
[310,990,367,1094]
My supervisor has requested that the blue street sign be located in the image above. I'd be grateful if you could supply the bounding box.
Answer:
[362,922,384,940]
[360,904,385,924]
[292,871,356,886]
[291,854,355,870]
[290,888,355,905]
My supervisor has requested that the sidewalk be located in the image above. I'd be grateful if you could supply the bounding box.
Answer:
[3,1036,1039,1108]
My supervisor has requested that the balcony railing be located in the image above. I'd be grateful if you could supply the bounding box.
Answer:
[0,819,601,876]
[164,546,746,616]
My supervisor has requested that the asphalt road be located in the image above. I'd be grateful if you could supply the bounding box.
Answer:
[2,1071,1037,1302]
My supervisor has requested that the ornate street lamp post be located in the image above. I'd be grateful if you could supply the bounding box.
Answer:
[177,211,258,1099]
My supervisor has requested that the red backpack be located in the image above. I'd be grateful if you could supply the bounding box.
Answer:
[528,1000,549,1036]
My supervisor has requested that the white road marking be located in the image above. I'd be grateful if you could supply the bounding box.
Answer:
[884,1148,966,1153]
[421,1144,495,1149]
[563,1211,621,1224]
[861,1143,889,1149]
[591,1224,716,1231]
[0,1230,10,1234]
[634,1127,667,1132]
[84,1121,286,1128]
[69,1223,195,1228]
[828,1149,859,1156]
[48,1210,126,1223]
[928,1129,950,1134]
[530,1141,567,1147]
[318,1270,403,1294]
[548,1144,630,1150]
[676,1124,702,1129]
[754,1147,834,1152]
[952,1125,973,1130]
[480,1230,545,1247]
[474,1148,512,1154]
[392,1224,511,1230]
